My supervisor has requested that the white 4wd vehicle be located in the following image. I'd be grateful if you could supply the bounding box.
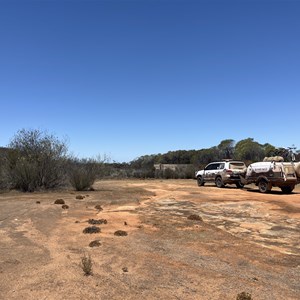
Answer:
[196,160,246,188]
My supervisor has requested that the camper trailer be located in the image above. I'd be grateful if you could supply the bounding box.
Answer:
[241,156,300,193]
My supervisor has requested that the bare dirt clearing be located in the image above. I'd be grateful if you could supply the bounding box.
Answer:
[0,180,299,299]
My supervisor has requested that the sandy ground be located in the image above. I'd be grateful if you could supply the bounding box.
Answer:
[0,179,299,300]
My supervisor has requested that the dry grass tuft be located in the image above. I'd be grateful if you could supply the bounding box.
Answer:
[94,204,103,211]
[81,253,93,276]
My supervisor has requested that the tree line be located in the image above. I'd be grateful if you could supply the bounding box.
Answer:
[0,130,299,191]
[128,139,299,179]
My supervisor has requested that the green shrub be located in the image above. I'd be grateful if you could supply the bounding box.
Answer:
[5,129,68,192]
[163,168,176,179]
[69,160,97,191]
[12,159,39,192]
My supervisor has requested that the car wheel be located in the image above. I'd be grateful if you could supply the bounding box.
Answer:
[258,179,270,193]
[235,181,244,188]
[281,186,294,194]
[197,176,204,186]
[215,177,225,188]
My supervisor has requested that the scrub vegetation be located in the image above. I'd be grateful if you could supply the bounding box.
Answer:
[0,129,299,192]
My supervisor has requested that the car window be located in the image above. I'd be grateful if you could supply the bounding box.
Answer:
[206,163,224,170]
[205,164,213,170]
[229,162,245,169]
[210,163,219,170]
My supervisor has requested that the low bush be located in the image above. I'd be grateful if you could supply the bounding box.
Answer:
[81,253,93,276]
[187,214,203,221]
[89,240,101,247]
[54,199,65,204]
[236,292,252,300]
[88,219,107,225]
[114,230,127,236]
[68,158,101,191]
[83,226,101,234]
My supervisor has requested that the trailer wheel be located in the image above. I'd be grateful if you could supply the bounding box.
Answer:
[197,176,205,186]
[235,181,244,189]
[258,179,271,193]
[281,186,294,194]
[215,177,225,188]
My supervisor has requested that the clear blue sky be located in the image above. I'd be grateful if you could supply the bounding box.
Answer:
[1,0,299,162]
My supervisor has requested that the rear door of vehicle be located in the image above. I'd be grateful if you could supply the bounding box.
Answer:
[229,162,246,175]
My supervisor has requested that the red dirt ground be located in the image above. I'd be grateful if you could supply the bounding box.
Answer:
[0,179,299,299]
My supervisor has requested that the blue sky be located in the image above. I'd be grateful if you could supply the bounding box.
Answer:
[1,0,299,162]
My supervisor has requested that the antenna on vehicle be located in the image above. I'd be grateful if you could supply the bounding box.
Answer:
[287,145,296,162]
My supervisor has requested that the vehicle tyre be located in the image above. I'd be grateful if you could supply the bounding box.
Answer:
[258,179,270,193]
[281,186,294,194]
[235,181,244,189]
[215,177,225,188]
[197,176,204,186]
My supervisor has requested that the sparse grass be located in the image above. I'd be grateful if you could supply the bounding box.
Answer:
[81,253,93,276]
[94,204,103,211]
